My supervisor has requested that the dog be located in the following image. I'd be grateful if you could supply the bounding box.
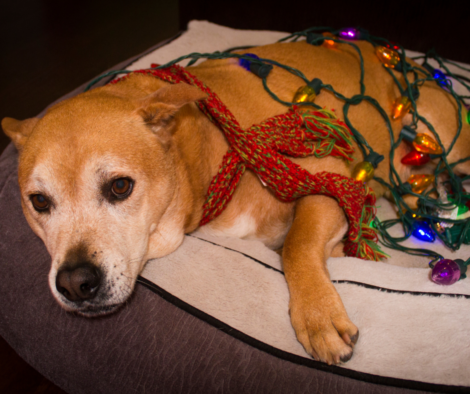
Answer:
[3,40,470,365]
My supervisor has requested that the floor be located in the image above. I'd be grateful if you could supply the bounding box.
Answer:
[1,0,467,392]
[0,337,66,394]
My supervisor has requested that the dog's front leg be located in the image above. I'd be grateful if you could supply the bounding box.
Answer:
[283,195,359,365]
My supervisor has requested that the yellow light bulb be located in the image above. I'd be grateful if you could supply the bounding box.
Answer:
[293,85,317,103]
[407,174,435,193]
[412,133,443,155]
[352,161,375,182]
[391,96,412,120]
[322,32,337,49]
[375,46,400,68]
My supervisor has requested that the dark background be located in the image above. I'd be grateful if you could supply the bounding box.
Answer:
[2,0,469,156]
[0,0,468,392]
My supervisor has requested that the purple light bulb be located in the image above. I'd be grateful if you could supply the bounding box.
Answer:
[431,259,461,285]
[339,28,359,40]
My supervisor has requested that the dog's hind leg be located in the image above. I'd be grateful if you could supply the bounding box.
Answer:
[282,195,359,365]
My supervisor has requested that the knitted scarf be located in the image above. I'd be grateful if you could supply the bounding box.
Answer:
[113,64,386,261]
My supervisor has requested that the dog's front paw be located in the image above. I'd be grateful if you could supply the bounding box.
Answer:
[289,285,358,365]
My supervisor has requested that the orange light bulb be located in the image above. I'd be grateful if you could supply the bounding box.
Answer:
[375,46,400,68]
[413,133,443,155]
[352,161,375,182]
[391,96,412,120]
[407,174,435,193]
[322,32,337,49]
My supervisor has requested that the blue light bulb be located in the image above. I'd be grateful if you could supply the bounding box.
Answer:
[432,69,447,87]
[239,53,259,70]
[412,221,436,243]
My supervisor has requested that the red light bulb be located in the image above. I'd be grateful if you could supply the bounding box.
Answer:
[385,41,400,51]
[401,150,431,166]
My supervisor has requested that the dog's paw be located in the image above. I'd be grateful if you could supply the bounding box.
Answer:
[289,285,358,365]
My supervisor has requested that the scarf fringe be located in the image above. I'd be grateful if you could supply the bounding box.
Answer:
[302,108,355,162]
[344,188,387,261]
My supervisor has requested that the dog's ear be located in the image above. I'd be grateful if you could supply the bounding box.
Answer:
[136,83,207,147]
[1,117,40,151]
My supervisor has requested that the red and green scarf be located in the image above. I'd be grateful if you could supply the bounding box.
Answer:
[113,64,386,261]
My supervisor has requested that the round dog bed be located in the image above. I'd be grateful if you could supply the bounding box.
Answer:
[1,21,469,394]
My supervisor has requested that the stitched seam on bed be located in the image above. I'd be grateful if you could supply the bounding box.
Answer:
[187,235,470,299]
[137,276,468,393]
[188,234,284,274]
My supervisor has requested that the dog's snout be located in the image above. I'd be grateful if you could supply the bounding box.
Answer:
[56,263,102,302]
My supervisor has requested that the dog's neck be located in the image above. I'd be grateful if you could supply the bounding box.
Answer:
[170,101,230,232]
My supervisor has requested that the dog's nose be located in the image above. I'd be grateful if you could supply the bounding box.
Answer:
[56,263,102,302]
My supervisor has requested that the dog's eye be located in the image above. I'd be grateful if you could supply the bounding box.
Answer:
[31,194,50,211]
[111,178,133,198]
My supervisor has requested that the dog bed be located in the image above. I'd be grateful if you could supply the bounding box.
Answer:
[1,21,470,394]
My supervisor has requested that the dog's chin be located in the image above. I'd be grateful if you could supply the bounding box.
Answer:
[75,304,122,317]
[56,296,124,317]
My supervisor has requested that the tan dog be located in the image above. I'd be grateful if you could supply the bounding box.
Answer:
[3,40,470,365]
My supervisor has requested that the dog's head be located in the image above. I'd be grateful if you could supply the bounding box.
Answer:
[2,75,206,316]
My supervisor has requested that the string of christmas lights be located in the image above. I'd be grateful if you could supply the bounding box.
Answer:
[278,27,470,284]
[85,27,470,285]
